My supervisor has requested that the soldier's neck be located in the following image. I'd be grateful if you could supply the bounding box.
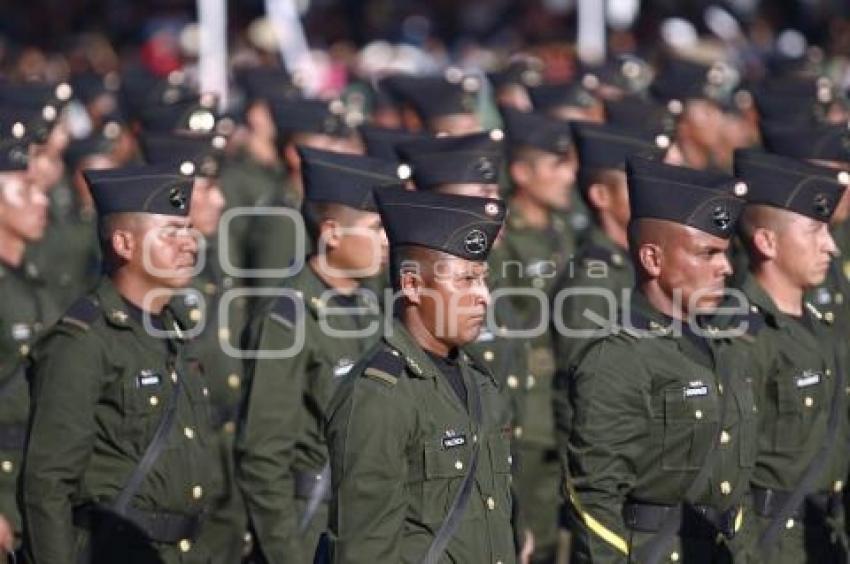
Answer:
[597,212,628,250]
[309,254,359,294]
[752,266,804,317]
[639,282,687,321]
[402,308,451,358]
[511,192,550,229]
[111,269,172,314]
[0,228,26,269]
[677,136,710,171]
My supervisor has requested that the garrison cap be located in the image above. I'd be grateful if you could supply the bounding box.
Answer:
[0,81,74,111]
[140,132,227,178]
[84,163,195,217]
[358,125,427,162]
[136,93,219,134]
[72,71,120,104]
[381,71,481,120]
[579,55,653,94]
[487,57,544,90]
[375,188,505,261]
[298,146,407,210]
[0,138,30,172]
[0,105,57,144]
[64,122,122,171]
[395,130,504,190]
[650,59,739,107]
[627,156,745,239]
[573,121,670,176]
[528,82,596,112]
[733,149,849,222]
[604,95,679,135]
[268,97,350,138]
[760,121,850,163]
[235,66,301,103]
[500,107,573,155]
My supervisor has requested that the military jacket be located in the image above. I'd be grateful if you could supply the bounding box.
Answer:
[325,320,516,564]
[21,278,222,563]
[237,264,382,562]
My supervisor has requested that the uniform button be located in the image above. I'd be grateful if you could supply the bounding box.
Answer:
[189,308,202,322]
[670,552,680,562]
[202,387,209,397]
[508,455,513,465]
[192,485,203,499]
[390,349,400,357]
[179,539,192,552]
[19,344,29,356]
[224,422,236,434]
[804,396,814,408]
[752,405,758,414]
[184,427,195,439]
[455,460,464,470]
[514,426,523,439]
[149,396,159,407]
[218,327,231,342]
[826,369,832,376]
[472,434,478,443]
[1,460,12,473]
[171,371,178,383]
[483,350,495,362]
[694,410,703,420]
[825,312,835,323]
[720,481,732,495]
[507,375,519,389]
[717,383,724,395]
[720,431,730,445]
[835,481,844,493]
[227,373,241,389]
[486,497,496,510]
[526,375,536,389]
[785,518,795,529]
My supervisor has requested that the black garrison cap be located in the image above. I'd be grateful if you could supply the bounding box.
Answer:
[375,188,506,261]
[136,93,219,134]
[84,164,195,217]
[528,82,596,112]
[0,81,74,111]
[572,121,670,176]
[500,107,573,155]
[487,58,544,90]
[0,138,29,171]
[579,55,653,95]
[627,156,746,239]
[298,146,408,211]
[760,121,850,163]
[650,59,739,107]
[604,95,679,135]
[382,71,481,120]
[358,125,427,162]
[236,66,301,103]
[0,105,58,144]
[733,149,849,222]
[140,132,227,178]
[268,98,351,138]
[64,122,122,171]
[395,130,505,190]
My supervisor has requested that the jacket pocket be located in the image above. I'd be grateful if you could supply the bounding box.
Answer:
[661,386,718,471]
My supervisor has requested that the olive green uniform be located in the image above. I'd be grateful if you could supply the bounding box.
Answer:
[237,264,382,563]
[0,256,60,543]
[490,203,575,561]
[325,320,516,564]
[21,278,223,563]
[564,292,759,564]
[732,275,849,563]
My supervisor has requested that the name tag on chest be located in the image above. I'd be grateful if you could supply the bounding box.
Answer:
[137,369,163,387]
[796,371,822,388]
[684,381,709,398]
[442,435,467,449]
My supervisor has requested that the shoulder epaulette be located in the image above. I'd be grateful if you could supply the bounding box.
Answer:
[269,293,301,329]
[59,296,100,331]
[362,347,405,386]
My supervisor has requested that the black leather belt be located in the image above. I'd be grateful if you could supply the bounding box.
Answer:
[0,424,26,450]
[751,486,843,523]
[623,501,741,539]
[294,470,331,502]
[73,503,201,544]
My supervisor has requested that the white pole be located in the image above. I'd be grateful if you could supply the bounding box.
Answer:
[197,0,229,111]
[265,0,317,95]
[577,0,606,65]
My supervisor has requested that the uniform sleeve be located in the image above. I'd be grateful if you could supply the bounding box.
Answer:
[21,330,102,564]
[566,342,648,564]
[326,376,410,564]
[235,317,306,563]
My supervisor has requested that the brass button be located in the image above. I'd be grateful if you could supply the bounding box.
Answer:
[717,383,724,395]
[483,350,495,362]
[670,552,680,562]
[720,431,730,444]
[202,387,209,397]
[224,421,236,434]
[189,308,202,322]
[835,481,844,493]
[825,311,835,323]
[227,373,241,389]
[1,460,12,473]
[826,369,832,376]
[804,396,814,408]
[694,410,703,420]
[508,455,513,465]
[218,327,231,342]
[184,427,195,439]
[513,426,523,439]
[149,396,159,407]
[526,375,536,389]
[19,344,29,356]
[507,375,519,389]
[720,481,732,495]
[455,460,464,470]
[486,497,496,510]
[192,485,203,499]
[179,539,192,552]
[785,518,795,529]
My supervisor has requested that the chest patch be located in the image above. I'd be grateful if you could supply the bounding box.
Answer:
[137,369,163,387]
[11,323,31,342]
[796,370,822,388]
[334,358,355,378]
[684,380,709,398]
[442,433,467,449]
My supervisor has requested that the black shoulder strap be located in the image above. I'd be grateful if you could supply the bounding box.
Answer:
[111,331,185,515]
[420,367,484,564]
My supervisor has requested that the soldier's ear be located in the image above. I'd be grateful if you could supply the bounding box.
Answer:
[751,227,777,260]
[400,269,422,305]
[637,242,662,278]
[111,228,135,262]
[317,218,342,251]
[509,159,532,187]
[586,182,610,211]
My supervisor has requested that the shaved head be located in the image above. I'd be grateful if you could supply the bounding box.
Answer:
[738,204,793,260]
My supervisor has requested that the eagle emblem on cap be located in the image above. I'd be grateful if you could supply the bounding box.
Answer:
[464,229,488,257]
[484,202,500,217]
[813,193,832,217]
[712,206,731,231]
[476,157,496,182]
[169,186,188,210]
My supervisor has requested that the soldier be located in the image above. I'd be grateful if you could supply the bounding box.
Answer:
[488,106,577,563]
[730,149,850,562]
[21,163,223,563]
[237,147,404,563]
[140,131,250,562]
[487,57,544,112]
[528,82,603,123]
[0,134,54,559]
[564,156,757,563]
[325,188,514,563]
[381,71,484,135]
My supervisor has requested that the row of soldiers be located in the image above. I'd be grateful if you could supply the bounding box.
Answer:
[1,40,850,564]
